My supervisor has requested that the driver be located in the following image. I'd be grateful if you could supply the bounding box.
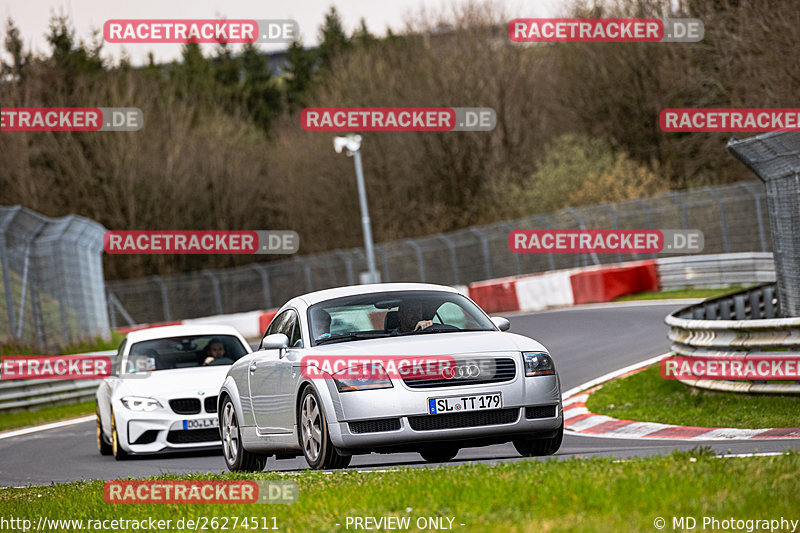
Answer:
[398,300,433,332]
[202,338,227,366]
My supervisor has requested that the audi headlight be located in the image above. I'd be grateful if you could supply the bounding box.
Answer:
[523,352,555,376]
[333,363,393,392]
[120,396,162,411]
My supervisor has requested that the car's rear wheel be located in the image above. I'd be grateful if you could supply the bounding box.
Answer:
[96,405,112,456]
[110,411,129,460]
[299,387,351,470]
[419,447,459,463]
[221,397,269,472]
[513,423,563,457]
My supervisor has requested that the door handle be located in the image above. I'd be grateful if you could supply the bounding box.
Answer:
[249,361,257,373]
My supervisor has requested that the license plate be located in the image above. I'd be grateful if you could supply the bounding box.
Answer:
[183,418,218,430]
[428,393,502,415]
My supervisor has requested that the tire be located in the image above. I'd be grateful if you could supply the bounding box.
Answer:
[110,411,129,461]
[513,423,563,457]
[96,405,112,456]
[419,447,459,463]
[298,387,351,470]
[220,397,269,472]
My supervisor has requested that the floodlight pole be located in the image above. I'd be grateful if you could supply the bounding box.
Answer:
[334,135,379,284]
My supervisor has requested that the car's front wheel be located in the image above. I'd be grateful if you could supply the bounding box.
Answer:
[299,387,351,470]
[96,405,112,456]
[220,397,269,472]
[513,423,563,457]
[110,411,129,460]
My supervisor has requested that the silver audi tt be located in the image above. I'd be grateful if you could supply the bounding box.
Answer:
[218,283,563,471]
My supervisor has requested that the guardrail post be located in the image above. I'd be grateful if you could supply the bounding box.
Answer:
[599,204,624,263]
[704,187,731,253]
[250,264,273,309]
[565,207,600,266]
[152,275,172,322]
[406,240,426,282]
[470,227,493,280]
[435,234,460,285]
[501,223,522,276]
[740,182,768,252]
[202,270,224,315]
[669,192,690,230]
[334,250,356,286]
[295,257,313,292]
[534,216,556,271]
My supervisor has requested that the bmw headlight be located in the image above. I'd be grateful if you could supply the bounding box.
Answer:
[120,396,162,411]
[333,363,393,392]
[523,352,555,377]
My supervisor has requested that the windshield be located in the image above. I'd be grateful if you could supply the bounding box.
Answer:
[124,334,248,373]
[308,290,495,346]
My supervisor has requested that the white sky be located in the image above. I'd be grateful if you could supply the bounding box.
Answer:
[1,0,561,66]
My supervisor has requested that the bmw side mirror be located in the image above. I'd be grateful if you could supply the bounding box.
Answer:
[491,316,511,331]
[260,333,289,350]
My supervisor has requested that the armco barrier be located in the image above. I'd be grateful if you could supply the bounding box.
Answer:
[665,284,800,394]
[656,252,775,289]
[569,261,659,305]
[0,350,115,414]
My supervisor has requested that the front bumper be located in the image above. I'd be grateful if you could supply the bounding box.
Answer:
[117,410,221,455]
[324,371,562,450]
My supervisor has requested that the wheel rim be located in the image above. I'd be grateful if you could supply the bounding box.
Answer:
[301,393,322,462]
[111,414,118,455]
[221,402,238,465]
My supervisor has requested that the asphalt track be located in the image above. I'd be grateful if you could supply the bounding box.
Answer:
[1,301,798,486]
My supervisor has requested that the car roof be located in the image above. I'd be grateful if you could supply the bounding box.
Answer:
[124,324,246,344]
[294,283,462,307]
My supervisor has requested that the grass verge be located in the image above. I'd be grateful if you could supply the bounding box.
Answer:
[587,365,800,428]
[0,451,798,532]
[0,400,95,433]
[615,286,749,301]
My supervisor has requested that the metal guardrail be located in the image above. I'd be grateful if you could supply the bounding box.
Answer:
[656,253,775,290]
[665,284,800,394]
[0,350,113,414]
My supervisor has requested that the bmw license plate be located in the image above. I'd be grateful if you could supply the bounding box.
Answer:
[428,393,502,415]
[183,418,218,430]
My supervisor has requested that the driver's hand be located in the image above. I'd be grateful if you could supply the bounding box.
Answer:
[203,356,214,365]
[414,320,433,331]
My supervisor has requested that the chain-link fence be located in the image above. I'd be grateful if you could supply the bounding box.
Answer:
[107,180,772,326]
[0,207,109,349]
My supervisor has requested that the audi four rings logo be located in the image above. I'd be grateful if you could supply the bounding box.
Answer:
[442,363,482,379]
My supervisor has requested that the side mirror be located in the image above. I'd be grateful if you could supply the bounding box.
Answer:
[260,333,289,350]
[491,316,511,332]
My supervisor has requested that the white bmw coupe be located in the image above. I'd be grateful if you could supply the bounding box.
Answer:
[95,324,251,460]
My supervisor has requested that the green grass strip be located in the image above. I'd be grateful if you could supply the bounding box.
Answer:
[587,366,800,429]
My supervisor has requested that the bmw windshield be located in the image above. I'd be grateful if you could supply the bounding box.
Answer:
[308,290,496,346]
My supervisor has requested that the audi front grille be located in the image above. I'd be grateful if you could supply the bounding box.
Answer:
[402,357,517,389]
[408,408,519,430]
